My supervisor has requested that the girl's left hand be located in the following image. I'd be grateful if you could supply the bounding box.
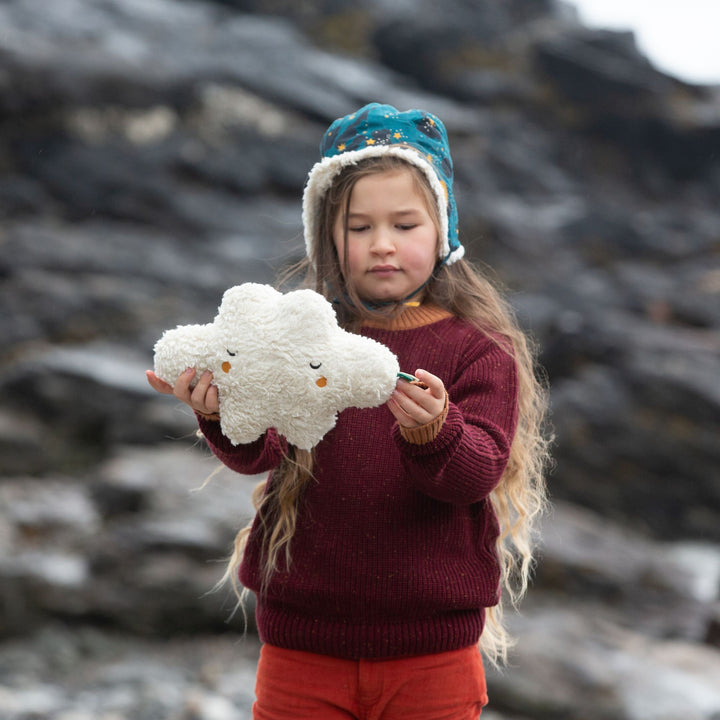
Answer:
[387,369,446,428]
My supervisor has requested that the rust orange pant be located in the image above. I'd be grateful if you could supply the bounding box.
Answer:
[253,643,488,719]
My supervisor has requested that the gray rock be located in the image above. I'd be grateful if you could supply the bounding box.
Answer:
[0,445,259,637]
[1,0,719,716]
[0,625,260,719]
[488,600,720,720]
[0,0,474,123]
[534,28,675,111]
[546,311,720,540]
[537,502,719,642]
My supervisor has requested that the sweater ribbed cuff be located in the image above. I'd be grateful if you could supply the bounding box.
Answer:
[195,410,220,422]
[399,391,449,445]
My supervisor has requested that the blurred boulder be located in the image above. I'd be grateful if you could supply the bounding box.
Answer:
[487,600,720,720]
[537,502,719,642]
[534,28,720,182]
[0,0,719,715]
[0,446,258,638]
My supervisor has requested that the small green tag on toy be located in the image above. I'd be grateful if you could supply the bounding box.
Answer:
[397,371,429,389]
[397,371,418,383]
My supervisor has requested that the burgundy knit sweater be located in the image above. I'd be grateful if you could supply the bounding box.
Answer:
[198,305,518,660]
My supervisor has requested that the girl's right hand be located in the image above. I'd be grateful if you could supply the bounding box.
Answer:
[145,368,220,417]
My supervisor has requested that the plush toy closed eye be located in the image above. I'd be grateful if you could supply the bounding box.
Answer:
[153,283,400,450]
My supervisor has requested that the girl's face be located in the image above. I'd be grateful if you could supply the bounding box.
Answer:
[333,169,439,304]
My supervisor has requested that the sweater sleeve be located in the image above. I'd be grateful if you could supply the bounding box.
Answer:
[197,417,288,475]
[392,336,518,505]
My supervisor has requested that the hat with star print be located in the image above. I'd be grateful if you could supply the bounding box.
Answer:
[302,103,463,266]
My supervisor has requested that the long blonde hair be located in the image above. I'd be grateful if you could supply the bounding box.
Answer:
[222,155,552,666]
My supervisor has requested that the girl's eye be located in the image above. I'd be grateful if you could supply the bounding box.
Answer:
[348,225,369,233]
[227,350,237,356]
[397,224,417,231]
[310,361,322,370]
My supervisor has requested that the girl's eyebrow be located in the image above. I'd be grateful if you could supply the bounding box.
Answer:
[346,209,423,219]
[393,209,423,217]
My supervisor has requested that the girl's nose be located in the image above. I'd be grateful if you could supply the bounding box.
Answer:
[369,227,396,254]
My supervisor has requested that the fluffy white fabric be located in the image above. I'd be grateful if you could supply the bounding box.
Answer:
[153,283,399,450]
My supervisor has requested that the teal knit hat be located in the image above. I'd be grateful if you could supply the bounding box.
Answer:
[302,103,463,266]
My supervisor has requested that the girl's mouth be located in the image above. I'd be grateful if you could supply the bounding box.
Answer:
[369,265,399,276]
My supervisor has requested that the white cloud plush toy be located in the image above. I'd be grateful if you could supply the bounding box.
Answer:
[153,283,400,450]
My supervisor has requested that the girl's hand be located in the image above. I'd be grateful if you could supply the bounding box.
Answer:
[145,368,220,416]
[387,369,446,428]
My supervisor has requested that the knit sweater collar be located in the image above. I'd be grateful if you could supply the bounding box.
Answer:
[361,303,453,331]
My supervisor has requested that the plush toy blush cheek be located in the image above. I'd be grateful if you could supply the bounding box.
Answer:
[316,376,327,388]
[222,361,231,373]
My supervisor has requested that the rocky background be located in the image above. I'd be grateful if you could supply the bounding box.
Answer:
[1,0,720,718]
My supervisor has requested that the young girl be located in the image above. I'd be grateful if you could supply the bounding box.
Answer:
[147,102,550,719]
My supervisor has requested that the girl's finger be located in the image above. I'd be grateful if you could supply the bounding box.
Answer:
[414,369,445,399]
[389,390,435,427]
[146,370,174,395]
[387,394,416,427]
[204,384,220,413]
[394,370,446,425]
[192,371,218,413]
[400,373,444,406]
[190,369,212,399]
[173,367,197,401]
